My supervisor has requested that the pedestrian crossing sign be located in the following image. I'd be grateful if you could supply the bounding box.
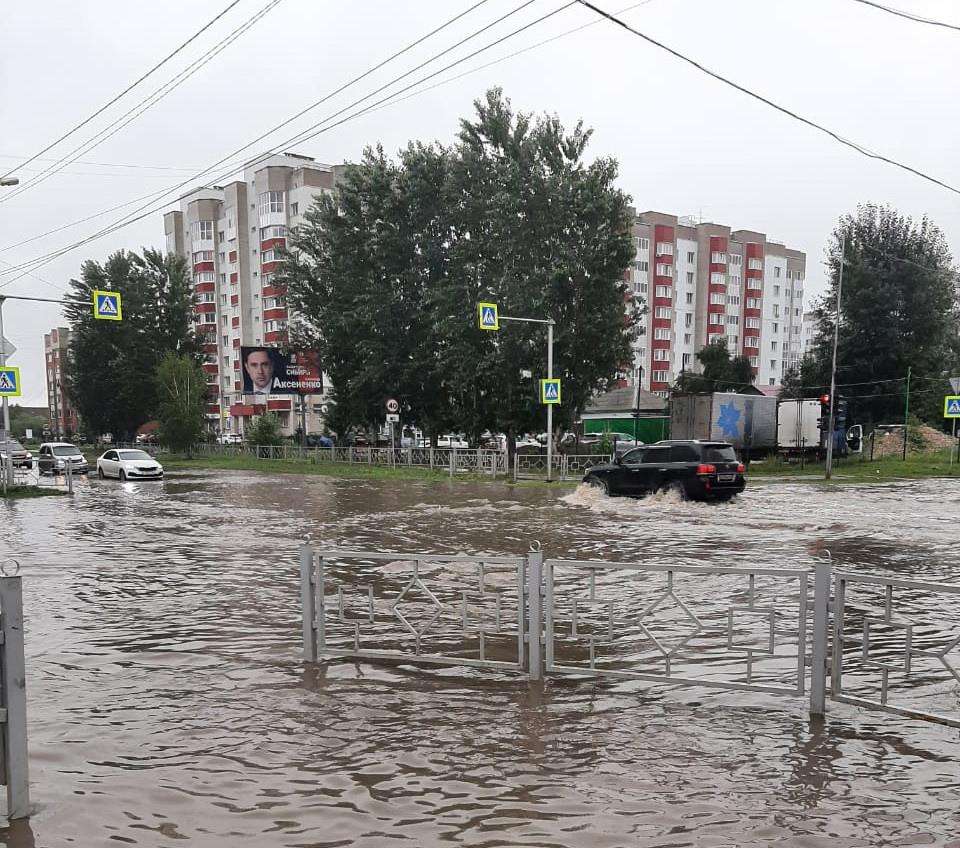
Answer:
[945,395,960,419]
[0,367,21,397]
[478,302,499,330]
[93,289,122,321]
[540,378,561,405]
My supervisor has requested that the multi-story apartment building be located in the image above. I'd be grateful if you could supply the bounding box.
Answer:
[163,153,342,436]
[626,212,806,395]
[44,327,78,436]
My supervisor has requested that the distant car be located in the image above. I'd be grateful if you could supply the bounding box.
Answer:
[37,442,89,475]
[583,440,745,501]
[218,433,242,445]
[0,438,32,469]
[437,434,469,449]
[96,448,164,481]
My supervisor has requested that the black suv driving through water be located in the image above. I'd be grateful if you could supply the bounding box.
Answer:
[583,440,746,501]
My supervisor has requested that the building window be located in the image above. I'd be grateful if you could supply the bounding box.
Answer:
[711,251,726,264]
[729,254,742,266]
[745,317,761,329]
[192,220,213,241]
[746,297,760,309]
[685,313,693,328]
[635,281,648,295]
[772,322,779,333]
[709,293,725,305]
[261,225,288,240]
[635,236,649,252]
[710,272,725,285]
[653,349,669,361]
[221,315,228,326]
[709,313,723,325]
[261,249,277,263]
[730,274,741,287]
[290,202,299,216]
[633,260,650,273]
[728,295,740,305]
[192,250,213,262]
[652,370,669,382]
[773,304,780,317]
[686,271,694,285]
[218,273,226,285]
[748,356,759,367]
[771,340,778,350]
[686,292,693,305]
[655,307,671,318]
[655,263,673,278]
[727,315,739,325]
[684,334,691,345]
[654,285,671,298]
[774,266,781,278]
[655,241,673,256]
[259,190,285,215]
[748,257,763,270]
[654,328,671,340]
[195,271,215,283]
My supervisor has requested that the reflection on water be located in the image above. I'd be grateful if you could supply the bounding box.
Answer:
[0,471,959,846]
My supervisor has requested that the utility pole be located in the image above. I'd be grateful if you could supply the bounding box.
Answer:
[0,297,9,435]
[546,318,554,480]
[902,366,911,461]
[825,234,845,480]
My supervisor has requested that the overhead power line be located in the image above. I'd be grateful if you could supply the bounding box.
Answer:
[0,154,199,172]
[851,0,960,31]
[0,0,244,182]
[575,0,960,197]
[1,0,285,204]
[1,0,561,284]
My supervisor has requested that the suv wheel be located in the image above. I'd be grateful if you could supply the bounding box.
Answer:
[587,475,610,495]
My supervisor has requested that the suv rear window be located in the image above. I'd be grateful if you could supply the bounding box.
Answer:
[703,444,737,462]
[669,445,699,462]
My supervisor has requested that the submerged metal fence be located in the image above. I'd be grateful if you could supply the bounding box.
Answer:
[299,543,960,728]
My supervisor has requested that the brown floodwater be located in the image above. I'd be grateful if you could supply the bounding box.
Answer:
[0,470,958,847]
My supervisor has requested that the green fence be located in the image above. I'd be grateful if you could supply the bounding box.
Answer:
[582,416,669,443]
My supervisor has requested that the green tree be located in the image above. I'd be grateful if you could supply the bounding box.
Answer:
[804,204,959,428]
[281,89,638,459]
[246,412,284,447]
[674,340,755,393]
[64,249,197,440]
[156,353,206,455]
[9,406,47,439]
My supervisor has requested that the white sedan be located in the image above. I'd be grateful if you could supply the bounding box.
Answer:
[96,448,164,481]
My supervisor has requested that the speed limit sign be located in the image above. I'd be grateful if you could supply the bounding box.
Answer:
[385,398,399,414]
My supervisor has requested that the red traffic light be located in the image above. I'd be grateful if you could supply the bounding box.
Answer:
[820,394,830,405]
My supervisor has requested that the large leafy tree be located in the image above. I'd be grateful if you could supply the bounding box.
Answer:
[64,249,197,440]
[673,340,755,393]
[787,204,959,427]
[282,89,637,455]
[156,353,207,455]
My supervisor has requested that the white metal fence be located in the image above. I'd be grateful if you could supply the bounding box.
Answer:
[299,545,960,728]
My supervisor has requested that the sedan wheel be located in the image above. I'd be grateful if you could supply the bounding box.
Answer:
[119,469,126,481]
[97,467,104,479]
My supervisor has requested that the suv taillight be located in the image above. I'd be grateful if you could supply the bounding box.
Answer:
[736,463,745,473]
[696,463,716,475]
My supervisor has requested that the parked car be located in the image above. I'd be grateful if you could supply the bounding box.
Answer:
[0,438,33,469]
[37,442,89,475]
[217,433,243,445]
[437,434,469,449]
[582,440,745,501]
[96,448,164,481]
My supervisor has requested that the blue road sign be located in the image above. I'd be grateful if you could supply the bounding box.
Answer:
[477,302,499,330]
[540,378,561,404]
[0,366,21,397]
[93,289,122,321]
[945,396,960,419]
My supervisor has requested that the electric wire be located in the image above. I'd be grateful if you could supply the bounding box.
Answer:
[0,0,244,182]
[0,0,569,285]
[851,0,960,31]
[575,0,960,196]
[0,0,285,204]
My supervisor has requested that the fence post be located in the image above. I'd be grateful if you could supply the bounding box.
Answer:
[66,460,73,495]
[300,545,317,662]
[450,448,456,478]
[809,556,832,717]
[513,452,518,483]
[429,447,434,470]
[526,548,543,681]
[0,576,29,819]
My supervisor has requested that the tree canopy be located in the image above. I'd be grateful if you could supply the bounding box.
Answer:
[781,204,959,427]
[280,89,638,452]
[156,353,207,454]
[64,249,197,440]
[673,340,755,394]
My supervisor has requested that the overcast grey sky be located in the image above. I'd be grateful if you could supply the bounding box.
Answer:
[1,0,956,407]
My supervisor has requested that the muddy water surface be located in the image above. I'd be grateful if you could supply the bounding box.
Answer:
[0,471,959,847]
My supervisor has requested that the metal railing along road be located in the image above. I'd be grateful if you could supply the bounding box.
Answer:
[513,453,611,481]
[298,544,960,728]
[0,566,29,819]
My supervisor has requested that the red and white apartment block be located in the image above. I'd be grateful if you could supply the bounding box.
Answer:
[627,211,805,396]
[163,153,343,436]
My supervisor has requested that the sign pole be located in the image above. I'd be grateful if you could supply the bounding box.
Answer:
[546,319,554,482]
[825,234,844,480]
[0,297,9,434]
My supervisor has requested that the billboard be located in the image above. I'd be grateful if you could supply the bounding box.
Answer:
[240,347,323,395]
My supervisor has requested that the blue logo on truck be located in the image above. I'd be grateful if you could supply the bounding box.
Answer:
[716,402,742,438]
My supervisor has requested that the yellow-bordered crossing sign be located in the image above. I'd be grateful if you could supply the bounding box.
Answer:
[93,289,122,321]
[945,395,960,419]
[477,302,499,330]
[0,366,22,397]
[540,378,561,405]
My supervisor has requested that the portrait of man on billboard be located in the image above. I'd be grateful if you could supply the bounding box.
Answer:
[241,347,286,396]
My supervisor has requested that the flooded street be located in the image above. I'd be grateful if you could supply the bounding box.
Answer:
[1,470,959,847]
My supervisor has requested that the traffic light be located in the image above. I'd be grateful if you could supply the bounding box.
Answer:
[819,394,830,405]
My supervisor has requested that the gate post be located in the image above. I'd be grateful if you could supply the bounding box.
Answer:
[450,448,456,478]
[526,549,544,681]
[300,545,317,662]
[809,556,832,716]
[0,576,29,819]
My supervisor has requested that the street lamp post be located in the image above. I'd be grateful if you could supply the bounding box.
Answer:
[0,178,19,435]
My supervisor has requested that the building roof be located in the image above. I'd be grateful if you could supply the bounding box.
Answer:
[583,385,667,415]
